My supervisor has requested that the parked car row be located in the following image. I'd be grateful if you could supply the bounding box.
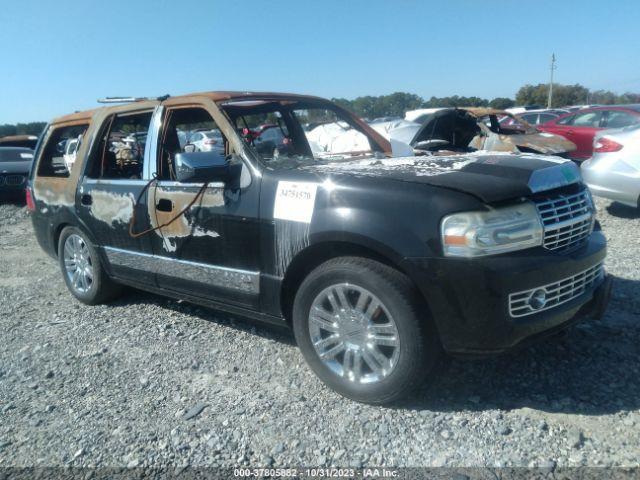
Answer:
[538,105,640,160]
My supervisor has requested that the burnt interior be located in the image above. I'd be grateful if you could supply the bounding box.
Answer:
[87,111,152,180]
[221,98,386,162]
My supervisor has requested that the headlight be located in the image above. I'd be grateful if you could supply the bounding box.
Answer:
[441,202,543,257]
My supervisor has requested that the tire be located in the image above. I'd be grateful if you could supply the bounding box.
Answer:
[57,226,121,305]
[292,256,441,404]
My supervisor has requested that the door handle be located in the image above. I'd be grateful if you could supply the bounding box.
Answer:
[567,130,575,134]
[81,193,92,206]
[156,198,173,212]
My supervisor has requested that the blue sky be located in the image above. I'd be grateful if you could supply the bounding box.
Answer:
[1,0,639,123]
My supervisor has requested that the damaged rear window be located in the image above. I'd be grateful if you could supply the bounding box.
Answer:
[0,148,34,162]
[37,124,88,177]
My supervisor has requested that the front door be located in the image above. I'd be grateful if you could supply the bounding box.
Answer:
[148,105,262,309]
[76,108,157,284]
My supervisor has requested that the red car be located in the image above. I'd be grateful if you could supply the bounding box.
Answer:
[538,105,640,160]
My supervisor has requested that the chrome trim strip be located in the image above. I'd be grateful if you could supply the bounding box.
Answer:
[83,178,149,186]
[103,246,259,294]
[155,180,225,189]
[508,262,603,318]
[542,212,592,231]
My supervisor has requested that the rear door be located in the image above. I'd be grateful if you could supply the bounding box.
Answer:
[76,108,158,284]
[148,103,262,309]
[542,111,603,160]
[566,110,605,159]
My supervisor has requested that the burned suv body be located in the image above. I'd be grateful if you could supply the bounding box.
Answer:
[28,91,610,404]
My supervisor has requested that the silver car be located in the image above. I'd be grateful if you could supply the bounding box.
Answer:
[581,124,640,208]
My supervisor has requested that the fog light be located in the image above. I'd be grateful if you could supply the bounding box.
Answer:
[528,289,547,310]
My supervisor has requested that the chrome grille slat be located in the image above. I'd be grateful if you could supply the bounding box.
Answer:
[4,175,26,186]
[535,190,594,251]
[508,263,603,317]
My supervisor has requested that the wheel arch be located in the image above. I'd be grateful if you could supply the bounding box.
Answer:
[52,216,99,257]
[279,238,430,326]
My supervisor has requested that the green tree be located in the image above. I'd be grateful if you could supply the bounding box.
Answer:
[616,92,640,104]
[515,83,589,108]
[422,95,489,108]
[489,97,515,109]
[588,90,618,105]
[0,122,46,138]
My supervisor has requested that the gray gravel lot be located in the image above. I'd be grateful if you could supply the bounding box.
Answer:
[0,198,639,468]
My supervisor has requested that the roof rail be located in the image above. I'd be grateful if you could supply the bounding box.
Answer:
[97,94,170,104]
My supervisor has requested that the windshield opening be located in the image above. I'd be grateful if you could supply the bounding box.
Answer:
[220,99,384,166]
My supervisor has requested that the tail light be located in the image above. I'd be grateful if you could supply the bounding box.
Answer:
[25,187,36,212]
[594,137,623,153]
[204,139,218,145]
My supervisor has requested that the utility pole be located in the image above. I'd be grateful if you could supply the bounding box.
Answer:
[547,53,556,108]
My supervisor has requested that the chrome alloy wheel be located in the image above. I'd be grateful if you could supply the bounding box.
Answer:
[308,283,400,384]
[63,234,94,294]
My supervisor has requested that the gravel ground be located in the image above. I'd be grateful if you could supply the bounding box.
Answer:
[0,197,638,469]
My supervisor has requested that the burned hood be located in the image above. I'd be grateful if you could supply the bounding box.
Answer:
[506,131,577,154]
[305,152,582,203]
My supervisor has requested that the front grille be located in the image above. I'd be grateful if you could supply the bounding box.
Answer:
[4,175,26,186]
[535,190,593,251]
[508,262,603,317]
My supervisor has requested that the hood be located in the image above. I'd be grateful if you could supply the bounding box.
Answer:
[505,131,577,154]
[305,152,582,203]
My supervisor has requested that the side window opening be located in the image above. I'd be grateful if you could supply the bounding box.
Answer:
[605,110,640,129]
[87,111,152,180]
[37,124,89,178]
[158,107,228,181]
[572,111,603,128]
[557,115,575,126]
[221,100,385,163]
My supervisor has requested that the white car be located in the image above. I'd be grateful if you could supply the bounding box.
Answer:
[581,124,640,208]
[189,130,224,152]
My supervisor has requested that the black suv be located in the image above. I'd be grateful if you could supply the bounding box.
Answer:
[28,91,611,404]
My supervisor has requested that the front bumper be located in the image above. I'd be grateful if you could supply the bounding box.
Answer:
[402,231,609,356]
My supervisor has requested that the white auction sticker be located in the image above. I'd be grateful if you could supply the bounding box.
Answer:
[273,181,318,223]
[20,153,34,159]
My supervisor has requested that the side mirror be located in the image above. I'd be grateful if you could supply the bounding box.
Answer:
[174,151,241,184]
[183,143,197,153]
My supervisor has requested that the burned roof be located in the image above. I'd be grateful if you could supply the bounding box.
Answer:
[51,108,99,126]
[457,107,510,117]
[51,91,328,126]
